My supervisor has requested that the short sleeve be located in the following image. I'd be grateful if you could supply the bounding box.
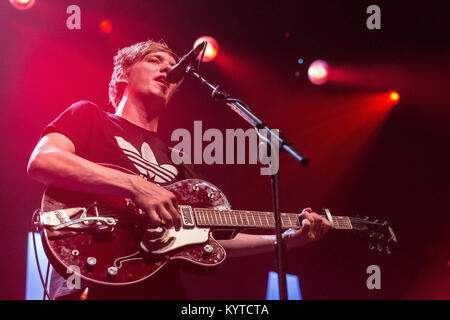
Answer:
[41,100,103,155]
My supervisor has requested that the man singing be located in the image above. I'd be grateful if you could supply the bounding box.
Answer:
[27,39,331,299]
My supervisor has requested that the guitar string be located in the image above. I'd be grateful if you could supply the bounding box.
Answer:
[93,208,377,227]
[94,209,299,227]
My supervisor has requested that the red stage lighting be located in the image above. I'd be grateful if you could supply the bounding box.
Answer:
[194,36,219,62]
[9,0,35,10]
[308,60,330,85]
[388,90,400,104]
[99,20,112,34]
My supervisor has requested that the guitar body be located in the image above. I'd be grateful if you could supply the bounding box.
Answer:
[40,164,231,287]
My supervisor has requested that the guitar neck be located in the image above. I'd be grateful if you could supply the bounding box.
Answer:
[193,208,354,230]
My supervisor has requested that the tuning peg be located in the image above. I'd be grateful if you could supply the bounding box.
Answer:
[373,219,379,223]
[364,216,369,220]
[378,234,385,241]
[368,243,375,250]
[369,232,376,239]
[385,246,391,255]
[382,221,388,226]
[377,244,383,252]
[387,237,396,244]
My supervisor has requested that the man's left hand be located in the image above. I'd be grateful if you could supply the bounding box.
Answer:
[284,207,332,247]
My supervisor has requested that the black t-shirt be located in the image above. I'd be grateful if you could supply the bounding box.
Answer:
[43,100,192,299]
[42,100,188,185]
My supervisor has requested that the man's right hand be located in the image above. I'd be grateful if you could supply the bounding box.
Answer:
[28,132,182,231]
[131,177,181,231]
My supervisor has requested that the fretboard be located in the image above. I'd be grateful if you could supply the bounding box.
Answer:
[193,208,353,230]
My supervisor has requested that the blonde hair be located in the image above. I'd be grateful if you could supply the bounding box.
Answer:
[108,39,179,109]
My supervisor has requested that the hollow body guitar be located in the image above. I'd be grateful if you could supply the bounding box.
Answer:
[38,164,397,287]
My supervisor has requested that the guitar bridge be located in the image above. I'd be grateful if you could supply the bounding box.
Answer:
[40,208,116,231]
[179,205,195,228]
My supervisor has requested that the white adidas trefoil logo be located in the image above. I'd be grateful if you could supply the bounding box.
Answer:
[114,136,178,184]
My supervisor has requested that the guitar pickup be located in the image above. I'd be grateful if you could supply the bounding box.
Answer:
[179,205,195,228]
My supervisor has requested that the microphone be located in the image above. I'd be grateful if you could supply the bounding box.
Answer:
[167,41,207,84]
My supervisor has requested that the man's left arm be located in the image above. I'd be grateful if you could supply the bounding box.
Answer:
[218,208,331,258]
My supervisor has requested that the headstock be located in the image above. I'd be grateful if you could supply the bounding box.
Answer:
[349,215,398,254]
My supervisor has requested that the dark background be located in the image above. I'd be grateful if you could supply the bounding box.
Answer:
[0,0,449,299]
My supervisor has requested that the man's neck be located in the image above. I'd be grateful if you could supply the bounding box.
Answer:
[114,92,163,132]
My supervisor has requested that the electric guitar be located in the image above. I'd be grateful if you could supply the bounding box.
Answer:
[37,164,398,287]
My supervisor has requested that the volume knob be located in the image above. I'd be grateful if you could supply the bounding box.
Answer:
[202,244,214,258]
[86,257,97,270]
[107,266,118,278]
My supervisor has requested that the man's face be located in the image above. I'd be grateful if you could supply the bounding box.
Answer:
[124,50,179,109]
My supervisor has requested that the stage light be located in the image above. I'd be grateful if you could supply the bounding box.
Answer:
[388,90,400,104]
[99,20,112,34]
[9,0,35,10]
[194,36,219,62]
[298,58,304,64]
[308,60,329,85]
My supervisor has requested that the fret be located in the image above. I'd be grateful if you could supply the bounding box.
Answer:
[257,212,264,226]
[197,210,204,225]
[226,212,232,225]
[268,215,275,226]
[223,212,228,225]
[227,212,232,226]
[195,210,201,225]
[237,212,244,226]
[208,211,213,225]
[332,216,352,230]
[264,214,270,226]
[223,212,229,225]
[230,212,235,226]
[251,214,256,226]
[213,211,219,225]
[221,212,226,225]
[202,210,208,225]
[255,214,261,226]
[232,212,238,225]
[242,213,249,226]
[207,211,213,225]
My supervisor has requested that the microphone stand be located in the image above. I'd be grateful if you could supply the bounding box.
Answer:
[186,65,309,300]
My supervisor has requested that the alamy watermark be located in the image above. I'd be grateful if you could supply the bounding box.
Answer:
[366,5,381,30]
[171,121,280,176]
[366,265,381,290]
[66,265,81,290]
[66,5,81,30]
[65,5,381,31]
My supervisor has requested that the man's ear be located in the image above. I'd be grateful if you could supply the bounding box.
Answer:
[116,72,128,85]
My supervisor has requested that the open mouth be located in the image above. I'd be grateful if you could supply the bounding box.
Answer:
[155,76,169,88]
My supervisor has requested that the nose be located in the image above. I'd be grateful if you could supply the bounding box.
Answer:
[160,62,172,73]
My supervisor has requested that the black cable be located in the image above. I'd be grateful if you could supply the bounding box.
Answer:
[42,261,50,300]
[31,209,52,300]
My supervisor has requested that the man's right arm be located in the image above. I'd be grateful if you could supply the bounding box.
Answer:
[27,132,181,229]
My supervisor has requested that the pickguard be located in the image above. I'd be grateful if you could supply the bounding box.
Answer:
[149,227,211,254]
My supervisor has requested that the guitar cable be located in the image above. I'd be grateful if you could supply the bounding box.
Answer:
[42,261,50,300]
[31,209,52,300]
